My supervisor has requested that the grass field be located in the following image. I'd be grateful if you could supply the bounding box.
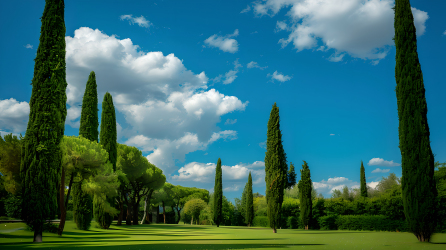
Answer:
[0,221,445,250]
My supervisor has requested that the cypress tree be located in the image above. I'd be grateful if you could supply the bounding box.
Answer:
[246,172,254,227]
[264,103,287,233]
[94,92,118,229]
[73,71,98,230]
[20,0,67,242]
[213,158,223,227]
[287,162,297,189]
[394,0,437,242]
[298,161,312,230]
[241,182,248,224]
[360,160,368,197]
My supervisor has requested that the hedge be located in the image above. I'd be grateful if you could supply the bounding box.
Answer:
[335,215,408,232]
[253,216,269,227]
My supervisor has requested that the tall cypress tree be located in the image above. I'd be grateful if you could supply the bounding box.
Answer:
[241,182,248,224]
[360,160,368,198]
[394,0,437,242]
[264,103,287,233]
[287,162,297,189]
[20,0,67,242]
[213,158,223,227]
[298,161,313,230]
[94,92,118,229]
[73,71,98,230]
[246,172,254,227]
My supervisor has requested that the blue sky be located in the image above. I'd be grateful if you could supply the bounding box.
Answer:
[1,0,445,203]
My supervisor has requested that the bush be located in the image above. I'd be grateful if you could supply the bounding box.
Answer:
[335,215,408,232]
[252,216,269,227]
[65,211,73,221]
[0,216,10,220]
[318,215,338,230]
[26,222,58,233]
[311,198,326,229]
[255,207,267,217]
[286,216,298,229]
[4,194,21,219]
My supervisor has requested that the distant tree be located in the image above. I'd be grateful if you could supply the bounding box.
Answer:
[253,192,264,198]
[171,186,209,224]
[152,183,175,224]
[298,161,313,230]
[265,103,287,233]
[241,182,248,224]
[287,163,297,189]
[435,162,446,198]
[376,173,401,193]
[360,160,367,198]
[394,0,437,242]
[331,189,342,199]
[0,133,22,195]
[284,184,299,199]
[246,172,254,227]
[183,198,207,225]
[20,0,68,242]
[213,158,223,227]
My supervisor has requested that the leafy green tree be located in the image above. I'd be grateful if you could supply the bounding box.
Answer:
[0,133,22,195]
[240,182,248,224]
[434,161,446,232]
[20,0,68,242]
[265,103,287,233]
[298,161,313,230]
[360,160,367,197]
[394,0,437,242]
[152,183,175,224]
[213,158,223,227]
[183,198,207,225]
[284,184,299,199]
[169,185,208,224]
[246,172,254,226]
[287,163,297,189]
[376,173,400,193]
[94,92,118,228]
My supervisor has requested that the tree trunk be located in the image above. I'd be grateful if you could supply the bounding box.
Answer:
[117,197,123,226]
[57,167,66,236]
[176,207,182,224]
[132,199,139,225]
[273,228,277,233]
[126,199,132,225]
[140,195,148,224]
[162,201,166,224]
[33,229,42,242]
[191,215,193,225]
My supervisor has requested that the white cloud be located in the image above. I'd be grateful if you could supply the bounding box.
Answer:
[225,119,237,125]
[367,181,379,189]
[120,14,152,28]
[224,186,240,191]
[213,59,243,85]
[247,61,267,70]
[241,5,251,13]
[317,46,326,51]
[259,140,266,149]
[268,70,292,82]
[330,134,335,136]
[443,30,446,35]
[328,53,345,62]
[371,168,390,173]
[24,44,33,49]
[313,176,360,196]
[275,21,289,32]
[204,29,239,53]
[252,0,429,63]
[368,158,400,167]
[0,98,30,133]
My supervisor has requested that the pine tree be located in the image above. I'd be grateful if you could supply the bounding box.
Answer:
[72,71,99,231]
[360,160,368,198]
[213,158,223,227]
[298,161,312,230]
[94,92,118,229]
[287,162,297,189]
[394,0,437,242]
[20,0,67,242]
[246,172,254,227]
[264,103,287,233]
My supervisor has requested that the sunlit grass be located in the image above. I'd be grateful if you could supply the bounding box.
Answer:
[0,221,445,249]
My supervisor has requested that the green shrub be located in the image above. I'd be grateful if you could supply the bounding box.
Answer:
[318,214,338,230]
[252,216,269,227]
[0,216,10,220]
[255,207,267,217]
[65,211,73,221]
[335,215,408,232]
[4,194,21,219]
[26,222,58,233]
[286,216,298,229]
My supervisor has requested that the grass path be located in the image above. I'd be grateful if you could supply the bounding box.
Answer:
[0,221,445,249]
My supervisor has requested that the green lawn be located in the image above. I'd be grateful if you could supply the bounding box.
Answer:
[0,221,445,249]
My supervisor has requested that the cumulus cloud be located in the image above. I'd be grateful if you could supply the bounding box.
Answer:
[275,21,289,32]
[371,168,390,173]
[120,14,152,28]
[328,53,345,62]
[367,181,379,189]
[204,29,239,53]
[213,59,243,85]
[225,119,237,125]
[247,61,267,70]
[24,44,33,49]
[268,70,292,82]
[313,176,360,196]
[368,158,400,167]
[0,98,30,133]
[241,5,251,13]
[251,0,429,63]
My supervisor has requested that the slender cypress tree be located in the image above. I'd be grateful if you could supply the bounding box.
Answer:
[20,0,67,242]
[394,0,437,242]
[298,161,312,230]
[246,172,254,227]
[213,158,223,227]
[73,71,98,230]
[287,162,297,189]
[264,103,287,233]
[360,160,368,197]
[94,92,118,229]
[241,182,248,224]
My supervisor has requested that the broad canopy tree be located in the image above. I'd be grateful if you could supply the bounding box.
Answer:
[0,133,23,195]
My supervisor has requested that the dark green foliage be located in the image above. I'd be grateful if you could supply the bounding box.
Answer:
[287,162,297,189]
[394,0,437,242]
[318,214,339,230]
[360,161,367,197]
[65,211,73,221]
[95,92,117,228]
[213,158,223,226]
[264,103,287,232]
[4,194,22,219]
[286,216,298,229]
[311,198,326,229]
[298,161,312,229]
[72,182,93,230]
[246,172,254,226]
[79,71,99,142]
[435,162,446,232]
[240,183,248,224]
[252,216,270,227]
[0,133,22,195]
[20,0,67,239]
[336,215,407,232]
